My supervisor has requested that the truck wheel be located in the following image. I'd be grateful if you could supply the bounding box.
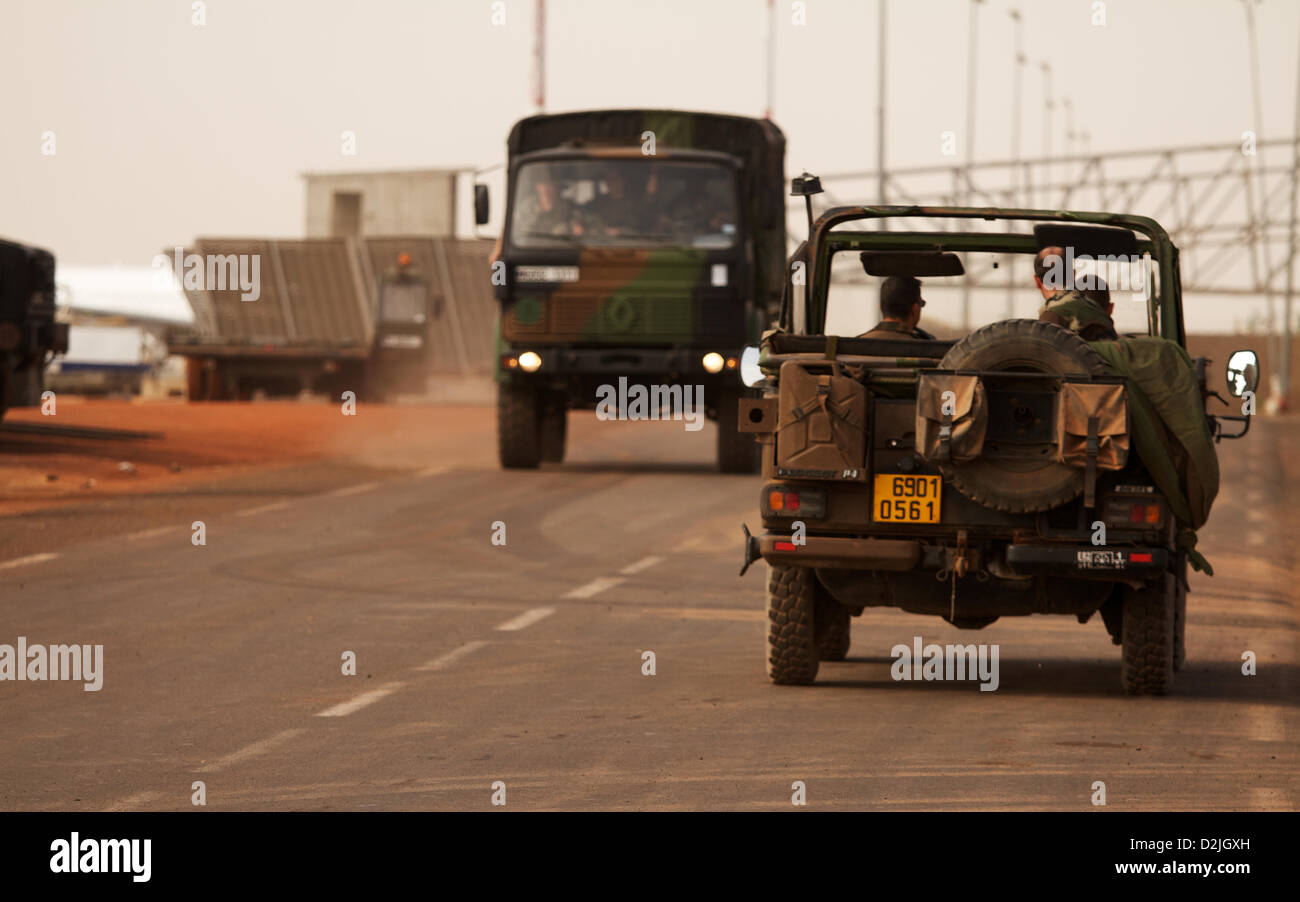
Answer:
[539,391,567,464]
[766,564,819,684]
[937,319,1111,512]
[498,381,541,469]
[814,580,851,661]
[716,388,759,473]
[1120,574,1175,695]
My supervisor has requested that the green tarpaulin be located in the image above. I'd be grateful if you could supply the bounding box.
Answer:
[1091,337,1220,574]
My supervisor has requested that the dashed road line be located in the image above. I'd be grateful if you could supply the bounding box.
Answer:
[415,466,451,478]
[562,577,625,600]
[197,727,308,773]
[236,500,291,517]
[0,552,58,571]
[124,526,176,541]
[315,682,406,718]
[415,640,489,671]
[496,607,556,631]
[619,555,664,576]
[330,481,379,497]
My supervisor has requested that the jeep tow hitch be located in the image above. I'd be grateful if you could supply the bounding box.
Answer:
[739,523,762,577]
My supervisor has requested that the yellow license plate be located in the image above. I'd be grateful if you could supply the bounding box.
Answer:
[873,474,942,523]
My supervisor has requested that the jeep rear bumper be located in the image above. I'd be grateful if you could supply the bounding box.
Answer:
[757,533,1167,578]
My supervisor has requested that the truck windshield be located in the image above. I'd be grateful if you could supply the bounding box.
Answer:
[510,159,739,250]
[379,281,427,324]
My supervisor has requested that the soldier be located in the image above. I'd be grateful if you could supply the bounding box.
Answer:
[858,274,937,340]
[1033,246,1119,341]
[515,172,578,238]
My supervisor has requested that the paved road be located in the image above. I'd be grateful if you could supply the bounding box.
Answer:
[1,409,1296,810]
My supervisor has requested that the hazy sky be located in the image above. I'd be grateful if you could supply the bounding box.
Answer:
[4,0,1299,267]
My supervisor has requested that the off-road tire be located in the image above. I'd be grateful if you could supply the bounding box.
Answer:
[539,391,567,464]
[1121,574,1175,695]
[716,388,760,473]
[766,564,819,684]
[938,319,1112,513]
[814,581,851,661]
[498,381,541,469]
[1173,577,1187,672]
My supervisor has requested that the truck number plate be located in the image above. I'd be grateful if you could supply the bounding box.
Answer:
[873,475,942,524]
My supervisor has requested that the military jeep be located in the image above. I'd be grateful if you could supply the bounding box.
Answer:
[738,194,1259,695]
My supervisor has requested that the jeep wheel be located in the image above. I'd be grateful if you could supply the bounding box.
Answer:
[766,564,819,684]
[1121,574,1175,695]
[938,319,1111,512]
[539,391,567,464]
[498,382,541,469]
[716,388,759,473]
[814,582,851,662]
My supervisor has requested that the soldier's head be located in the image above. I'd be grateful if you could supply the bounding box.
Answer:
[880,276,925,330]
[1033,246,1070,299]
[603,166,627,200]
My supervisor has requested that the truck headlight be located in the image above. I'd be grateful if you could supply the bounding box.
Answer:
[518,350,542,373]
[702,352,725,374]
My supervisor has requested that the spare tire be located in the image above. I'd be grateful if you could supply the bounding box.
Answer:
[936,319,1111,513]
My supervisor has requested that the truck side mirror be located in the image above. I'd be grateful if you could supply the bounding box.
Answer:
[474,184,490,226]
[1225,349,1259,397]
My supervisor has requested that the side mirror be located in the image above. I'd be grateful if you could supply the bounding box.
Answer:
[474,184,490,226]
[1226,349,1259,397]
[740,345,764,387]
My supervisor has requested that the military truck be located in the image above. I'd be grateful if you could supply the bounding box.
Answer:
[170,239,435,401]
[738,188,1258,695]
[482,109,786,471]
[0,238,68,421]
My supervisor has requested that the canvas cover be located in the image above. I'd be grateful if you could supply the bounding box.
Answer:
[1055,382,1129,470]
[1091,337,1220,573]
[776,361,866,474]
[915,373,987,464]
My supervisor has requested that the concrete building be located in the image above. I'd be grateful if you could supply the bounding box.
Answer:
[302,169,461,238]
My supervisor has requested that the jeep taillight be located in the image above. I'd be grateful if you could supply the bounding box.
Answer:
[763,485,826,518]
[1103,493,1164,529]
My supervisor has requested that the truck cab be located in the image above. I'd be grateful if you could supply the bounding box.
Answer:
[487,109,786,471]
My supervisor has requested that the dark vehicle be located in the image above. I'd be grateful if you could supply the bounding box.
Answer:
[0,238,68,421]
[484,109,786,471]
[171,239,434,401]
[739,185,1258,694]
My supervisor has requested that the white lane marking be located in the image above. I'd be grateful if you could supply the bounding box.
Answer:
[236,500,290,517]
[197,728,307,773]
[315,682,406,718]
[562,577,625,600]
[0,552,58,571]
[415,640,489,671]
[103,790,163,811]
[415,466,450,478]
[619,555,663,576]
[125,526,176,541]
[330,481,379,497]
[496,607,556,631]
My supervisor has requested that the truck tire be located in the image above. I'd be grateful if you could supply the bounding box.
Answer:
[716,388,759,473]
[498,381,541,469]
[1173,576,1187,672]
[814,580,851,661]
[539,390,567,464]
[766,564,819,684]
[937,319,1112,513]
[1120,574,1175,695]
